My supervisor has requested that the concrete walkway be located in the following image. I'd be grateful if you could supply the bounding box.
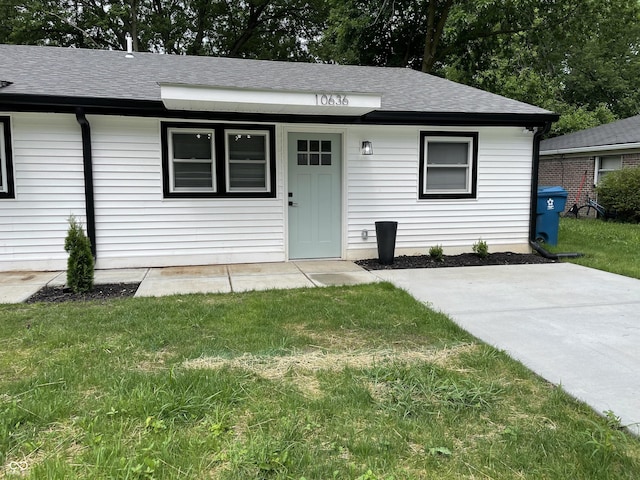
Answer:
[376,263,640,435]
[0,260,379,303]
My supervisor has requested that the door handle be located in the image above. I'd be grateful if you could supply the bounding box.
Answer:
[288,201,298,207]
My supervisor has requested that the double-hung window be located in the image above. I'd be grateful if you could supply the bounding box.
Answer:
[419,132,478,199]
[0,117,14,199]
[162,122,275,198]
[225,130,270,192]
[167,128,216,192]
[595,155,622,184]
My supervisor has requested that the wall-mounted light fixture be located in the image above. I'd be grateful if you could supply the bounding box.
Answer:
[361,141,374,155]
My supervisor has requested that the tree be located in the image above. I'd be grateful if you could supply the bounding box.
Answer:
[315,0,640,135]
[1,0,328,60]
[64,216,94,294]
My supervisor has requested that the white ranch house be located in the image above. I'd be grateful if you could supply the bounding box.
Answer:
[0,44,557,271]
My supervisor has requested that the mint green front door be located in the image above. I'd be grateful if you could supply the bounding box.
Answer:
[288,133,342,259]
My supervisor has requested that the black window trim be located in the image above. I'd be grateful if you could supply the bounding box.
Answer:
[161,121,276,198]
[0,116,15,199]
[419,131,478,200]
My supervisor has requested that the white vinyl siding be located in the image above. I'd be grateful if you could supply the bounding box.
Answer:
[0,113,535,271]
[90,116,284,268]
[0,113,85,271]
[345,126,534,257]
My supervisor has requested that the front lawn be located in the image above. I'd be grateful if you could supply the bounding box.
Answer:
[2,284,639,479]
[554,218,640,279]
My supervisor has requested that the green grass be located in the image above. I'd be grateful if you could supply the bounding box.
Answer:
[2,284,640,479]
[552,217,640,279]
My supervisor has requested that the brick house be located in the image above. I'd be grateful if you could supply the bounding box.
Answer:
[539,115,640,211]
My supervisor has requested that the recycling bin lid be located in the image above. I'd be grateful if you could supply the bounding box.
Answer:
[537,186,568,197]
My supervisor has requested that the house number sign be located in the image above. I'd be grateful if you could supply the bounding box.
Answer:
[315,94,349,106]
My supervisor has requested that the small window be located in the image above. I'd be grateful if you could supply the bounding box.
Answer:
[168,129,216,192]
[419,132,478,199]
[296,138,332,166]
[225,130,270,192]
[595,155,622,184]
[0,117,14,199]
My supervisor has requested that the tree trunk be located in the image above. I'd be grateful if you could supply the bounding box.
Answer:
[421,0,455,73]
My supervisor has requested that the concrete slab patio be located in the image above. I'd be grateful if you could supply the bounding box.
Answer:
[0,260,379,302]
[375,262,640,435]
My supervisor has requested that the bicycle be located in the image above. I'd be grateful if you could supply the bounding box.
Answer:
[565,197,615,220]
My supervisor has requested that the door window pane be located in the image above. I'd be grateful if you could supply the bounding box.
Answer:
[297,138,332,167]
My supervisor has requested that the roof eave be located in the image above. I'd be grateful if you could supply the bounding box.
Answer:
[0,93,559,127]
[540,142,640,156]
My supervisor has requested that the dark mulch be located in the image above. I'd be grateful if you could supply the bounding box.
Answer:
[356,252,556,270]
[25,283,140,304]
[24,252,553,303]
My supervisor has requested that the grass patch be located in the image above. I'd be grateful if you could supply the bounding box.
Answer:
[1,283,639,478]
[553,218,640,279]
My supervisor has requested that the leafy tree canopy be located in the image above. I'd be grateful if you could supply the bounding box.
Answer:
[1,0,639,135]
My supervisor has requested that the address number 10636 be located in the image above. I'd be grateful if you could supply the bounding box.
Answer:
[315,94,349,106]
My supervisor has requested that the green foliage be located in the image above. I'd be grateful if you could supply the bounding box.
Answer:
[64,215,94,293]
[472,239,489,258]
[1,0,328,60]
[2,285,640,478]
[596,167,640,223]
[551,218,640,280]
[429,244,444,261]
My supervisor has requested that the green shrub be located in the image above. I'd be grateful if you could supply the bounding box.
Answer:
[472,239,489,258]
[429,244,444,261]
[596,167,640,223]
[64,216,94,293]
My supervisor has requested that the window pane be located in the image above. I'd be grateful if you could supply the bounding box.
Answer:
[229,162,266,189]
[310,140,320,152]
[321,141,331,152]
[297,140,307,151]
[321,154,332,166]
[426,167,467,190]
[173,133,212,159]
[228,134,266,160]
[310,153,320,165]
[174,162,213,188]
[297,153,308,165]
[427,142,468,165]
[600,156,621,170]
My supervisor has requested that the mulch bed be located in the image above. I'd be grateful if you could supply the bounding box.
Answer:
[25,283,140,304]
[356,252,556,270]
[25,252,553,303]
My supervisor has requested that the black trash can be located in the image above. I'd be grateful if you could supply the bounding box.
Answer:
[375,221,398,265]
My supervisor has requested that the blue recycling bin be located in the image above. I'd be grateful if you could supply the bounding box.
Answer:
[535,186,568,245]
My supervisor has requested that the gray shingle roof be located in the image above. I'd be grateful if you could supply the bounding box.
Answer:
[541,114,640,153]
[0,44,553,116]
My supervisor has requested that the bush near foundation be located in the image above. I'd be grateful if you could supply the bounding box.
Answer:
[596,167,640,223]
[64,216,94,293]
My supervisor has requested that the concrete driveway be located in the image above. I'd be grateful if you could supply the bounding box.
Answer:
[376,263,640,434]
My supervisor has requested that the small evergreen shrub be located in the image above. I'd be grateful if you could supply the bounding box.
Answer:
[472,239,489,259]
[64,216,94,293]
[429,244,444,262]
[596,167,640,223]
